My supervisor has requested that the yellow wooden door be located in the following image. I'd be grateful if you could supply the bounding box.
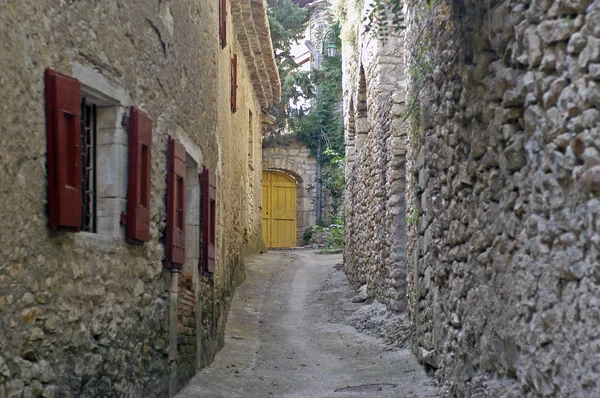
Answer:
[262,171,297,248]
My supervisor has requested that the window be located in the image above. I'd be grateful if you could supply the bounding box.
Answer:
[45,68,152,242]
[80,97,97,232]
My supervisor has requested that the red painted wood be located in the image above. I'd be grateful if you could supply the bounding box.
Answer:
[166,136,186,269]
[201,166,217,274]
[220,0,227,48]
[45,69,82,231]
[231,53,238,112]
[127,106,152,244]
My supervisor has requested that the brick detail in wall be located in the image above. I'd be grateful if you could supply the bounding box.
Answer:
[177,273,196,356]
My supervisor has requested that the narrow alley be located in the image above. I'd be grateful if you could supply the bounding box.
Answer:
[2,0,600,396]
[176,250,439,398]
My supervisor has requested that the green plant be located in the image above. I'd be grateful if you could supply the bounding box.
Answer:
[266,3,344,160]
[409,167,422,199]
[363,0,406,38]
[266,0,312,136]
[294,28,345,159]
[303,227,315,245]
[407,208,420,225]
[325,225,344,249]
[320,153,345,217]
[307,222,344,252]
[262,131,294,148]
[329,213,345,226]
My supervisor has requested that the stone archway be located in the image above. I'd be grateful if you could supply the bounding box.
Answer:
[262,139,317,246]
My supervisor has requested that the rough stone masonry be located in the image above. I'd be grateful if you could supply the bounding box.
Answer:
[340,0,410,313]
[341,0,600,396]
[405,0,600,396]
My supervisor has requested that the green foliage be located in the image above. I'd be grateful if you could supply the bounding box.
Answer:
[262,132,294,148]
[302,227,315,245]
[266,2,346,229]
[363,0,405,38]
[266,0,312,136]
[267,0,308,68]
[329,212,345,226]
[404,95,422,149]
[364,0,454,38]
[325,224,344,249]
[294,27,345,159]
[308,223,345,252]
[407,208,420,225]
[321,164,345,216]
[265,2,344,161]
[323,148,345,165]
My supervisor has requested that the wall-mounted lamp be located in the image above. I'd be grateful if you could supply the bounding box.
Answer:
[322,30,337,58]
[326,37,337,58]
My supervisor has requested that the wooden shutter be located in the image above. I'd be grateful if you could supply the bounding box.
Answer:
[201,166,217,274]
[231,54,238,113]
[219,0,227,48]
[127,106,152,244]
[166,136,186,269]
[45,69,82,231]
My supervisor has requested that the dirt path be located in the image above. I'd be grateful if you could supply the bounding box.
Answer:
[176,249,439,398]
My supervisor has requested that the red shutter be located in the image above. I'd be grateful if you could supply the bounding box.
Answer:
[45,69,82,231]
[219,0,227,48]
[166,136,186,269]
[201,166,217,274]
[231,54,238,113]
[127,106,152,244]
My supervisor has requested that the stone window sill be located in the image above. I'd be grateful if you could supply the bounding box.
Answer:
[73,232,118,253]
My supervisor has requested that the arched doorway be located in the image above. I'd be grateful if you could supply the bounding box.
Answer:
[262,170,297,248]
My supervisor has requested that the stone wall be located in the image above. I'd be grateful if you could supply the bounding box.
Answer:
[0,1,276,397]
[177,273,197,388]
[263,139,318,246]
[339,0,410,311]
[404,1,600,396]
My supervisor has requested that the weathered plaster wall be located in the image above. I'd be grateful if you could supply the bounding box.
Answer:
[339,1,409,311]
[404,1,600,396]
[263,139,318,246]
[0,0,273,396]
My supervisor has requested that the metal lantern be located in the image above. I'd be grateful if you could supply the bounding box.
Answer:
[327,38,337,58]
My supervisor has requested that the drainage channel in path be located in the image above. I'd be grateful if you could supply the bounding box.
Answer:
[176,249,439,398]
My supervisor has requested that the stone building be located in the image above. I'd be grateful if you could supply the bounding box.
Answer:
[337,0,409,311]
[0,1,278,397]
[341,0,600,396]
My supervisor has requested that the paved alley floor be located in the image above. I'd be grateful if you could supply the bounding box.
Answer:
[176,249,439,398]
